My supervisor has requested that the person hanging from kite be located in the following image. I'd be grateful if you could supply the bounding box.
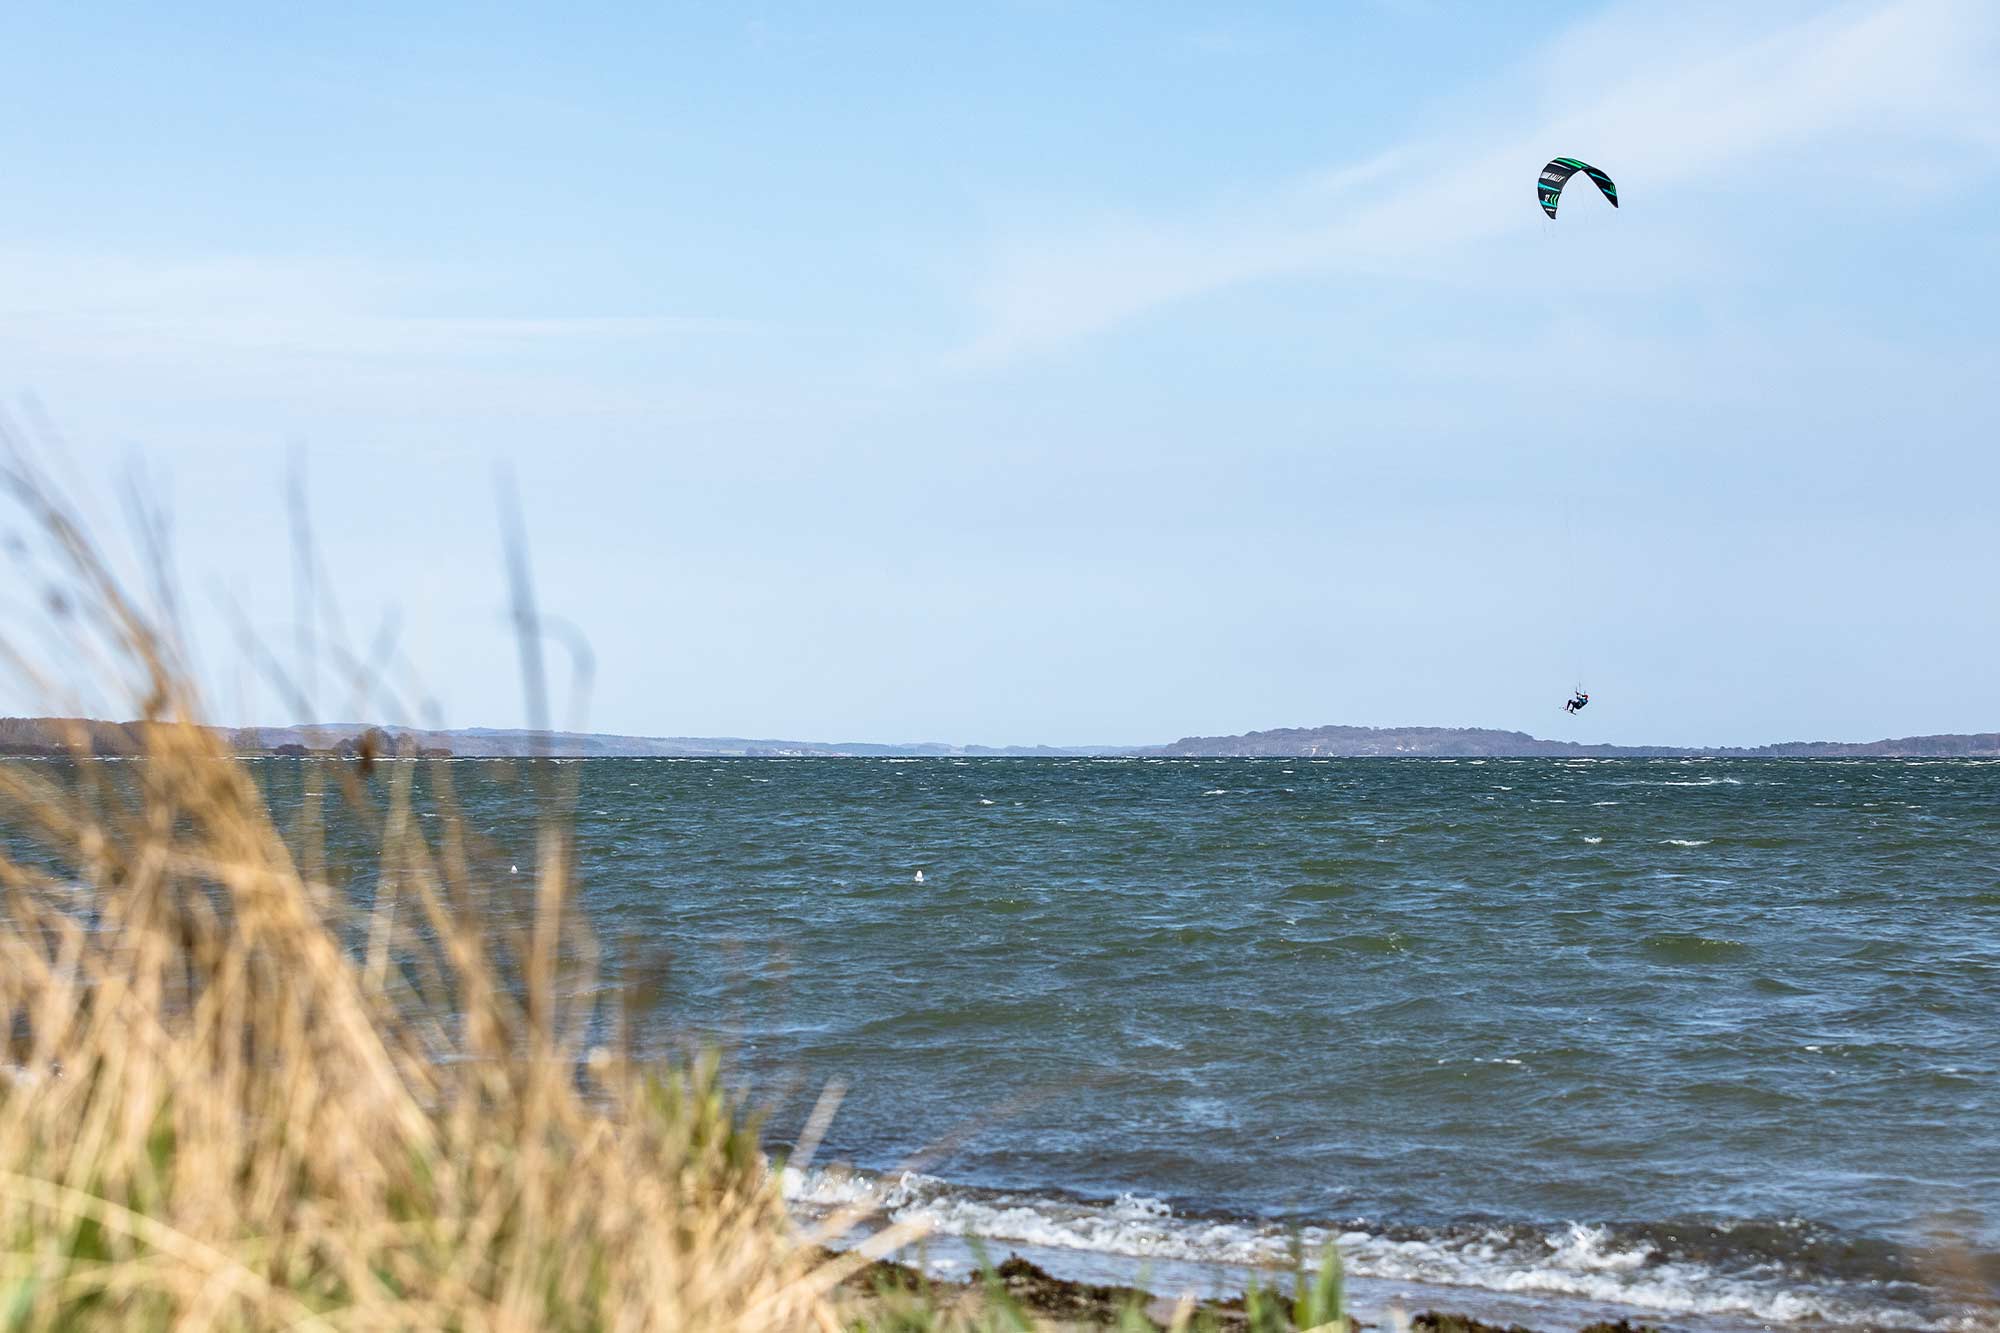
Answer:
[1564,690,1590,715]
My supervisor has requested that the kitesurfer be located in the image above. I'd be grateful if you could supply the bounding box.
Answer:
[1564,691,1589,715]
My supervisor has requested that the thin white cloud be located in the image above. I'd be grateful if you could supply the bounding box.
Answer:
[0,248,788,430]
[958,0,2000,367]
[11,311,762,360]
[0,251,761,359]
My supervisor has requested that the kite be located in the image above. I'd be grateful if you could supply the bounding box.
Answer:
[1537,158,1618,218]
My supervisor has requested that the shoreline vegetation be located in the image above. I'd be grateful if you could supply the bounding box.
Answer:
[4,715,1998,760]
[0,462,1687,1332]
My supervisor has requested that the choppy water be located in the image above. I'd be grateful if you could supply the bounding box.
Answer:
[37,755,2000,1328]
[541,756,1998,1329]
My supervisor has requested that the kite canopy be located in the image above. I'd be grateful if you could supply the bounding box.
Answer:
[1537,158,1618,218]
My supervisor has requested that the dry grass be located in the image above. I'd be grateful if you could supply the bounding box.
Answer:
[0,453,858,1331]
[0,442,1366,1333]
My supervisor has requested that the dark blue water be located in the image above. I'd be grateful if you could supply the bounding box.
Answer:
[532,756,1997,1328]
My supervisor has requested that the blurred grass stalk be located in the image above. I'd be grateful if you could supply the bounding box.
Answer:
[0,441,857,1331]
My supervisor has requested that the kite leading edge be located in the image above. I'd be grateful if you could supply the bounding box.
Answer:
[1537,158,1618,219]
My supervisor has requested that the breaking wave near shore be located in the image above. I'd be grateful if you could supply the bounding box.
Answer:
[783,1166,1990,1331]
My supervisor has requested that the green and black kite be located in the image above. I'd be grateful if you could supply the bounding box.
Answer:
[1537,158,1618,218]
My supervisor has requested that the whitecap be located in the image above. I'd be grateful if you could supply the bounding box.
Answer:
[779,1169,1934,1328]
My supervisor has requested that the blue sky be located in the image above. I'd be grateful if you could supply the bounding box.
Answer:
[3,0,1997,746]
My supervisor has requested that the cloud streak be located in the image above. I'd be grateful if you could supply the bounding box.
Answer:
[0,251,762,359]
[959,0,2000,367]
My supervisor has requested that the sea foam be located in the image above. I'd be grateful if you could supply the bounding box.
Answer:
[778,1168,1953,1329]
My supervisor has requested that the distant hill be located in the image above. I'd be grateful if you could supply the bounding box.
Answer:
[230,724,1118,759]
[1148,725,1682,758]
[0,717,154,757]
[1728,733,2000,758]
[0,718,457,760]
[1149,724,2000,759]
[0,718,1118,759]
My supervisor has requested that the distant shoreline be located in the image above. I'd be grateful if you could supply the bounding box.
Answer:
[4,716,1997,760]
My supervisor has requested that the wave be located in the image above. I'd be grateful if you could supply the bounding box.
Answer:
[1607,778,1745,788]
[779,1168,1973,1328]
[1644,932,1751,962]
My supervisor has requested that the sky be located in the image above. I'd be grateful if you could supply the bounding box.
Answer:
[2,0,1997,748]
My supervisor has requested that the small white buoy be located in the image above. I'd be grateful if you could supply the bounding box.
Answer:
[510,864,519,875]
[913,869,925,883]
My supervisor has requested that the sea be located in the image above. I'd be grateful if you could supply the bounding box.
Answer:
[50,755,2000,1329]
[506,754,1999,1331]
[476,752,1992,1320]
